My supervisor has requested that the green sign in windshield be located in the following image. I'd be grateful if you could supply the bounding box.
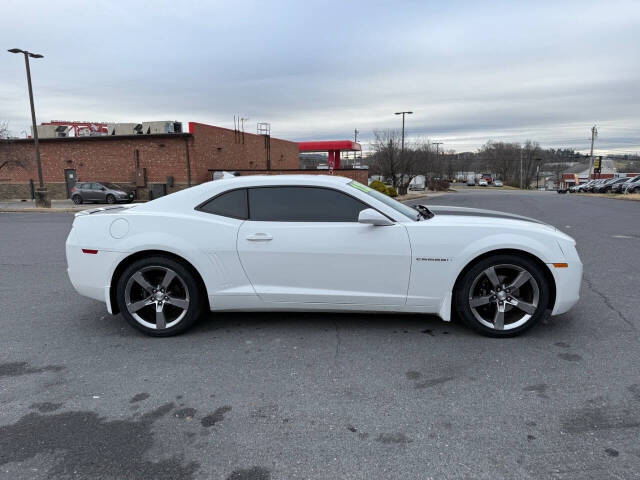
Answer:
[348,181,372,193]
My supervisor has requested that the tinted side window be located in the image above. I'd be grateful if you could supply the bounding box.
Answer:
[199,189,248,219]
[248,187,367,222]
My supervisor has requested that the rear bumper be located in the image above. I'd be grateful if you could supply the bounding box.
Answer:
[66,228,127,313]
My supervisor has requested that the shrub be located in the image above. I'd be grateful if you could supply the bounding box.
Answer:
[385,186,398,197]
[428,179,450,191]
[369,180,387,193]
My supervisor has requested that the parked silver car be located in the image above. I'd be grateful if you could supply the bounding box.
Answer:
[71,182,134,204]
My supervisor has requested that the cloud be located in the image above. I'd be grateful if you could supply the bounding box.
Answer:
[2,0,639,153]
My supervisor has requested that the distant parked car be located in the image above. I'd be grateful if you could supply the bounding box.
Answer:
[574,180,596,192]
[71,182,134,204]
[481,174,493,184]
[493,179,504,187]
[623,178,640,194]
[593,178,625,193]
[612,175,640,193]
[478,179,488,187]
[466,178,476,186]
[586,179,606,192]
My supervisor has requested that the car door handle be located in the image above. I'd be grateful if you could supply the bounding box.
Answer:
[246,233,273,241]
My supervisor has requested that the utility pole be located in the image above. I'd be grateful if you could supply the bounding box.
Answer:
[353,129,359,163]
[8,48,49,207]
[394,111,413,192]
[520,148,523,189]
[588,125,598,180]
[433,142,443,177]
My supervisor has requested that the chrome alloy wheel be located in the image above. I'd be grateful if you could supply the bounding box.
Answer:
[468,264,540,331]
[124,266,190,330]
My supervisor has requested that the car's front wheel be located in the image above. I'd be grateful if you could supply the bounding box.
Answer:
[115,256,204,336]
[454,254,550,337]
[106,194,116,204]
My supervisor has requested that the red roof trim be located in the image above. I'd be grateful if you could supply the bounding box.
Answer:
[299,140,361,152]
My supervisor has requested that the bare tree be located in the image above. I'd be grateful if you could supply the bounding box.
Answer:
[0,121,9,139]
[368,129,419,193]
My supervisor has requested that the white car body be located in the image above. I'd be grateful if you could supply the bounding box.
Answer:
[66,175,582,326]
[478,179,489,186]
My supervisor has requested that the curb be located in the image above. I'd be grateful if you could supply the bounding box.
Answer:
[0,208,88,213]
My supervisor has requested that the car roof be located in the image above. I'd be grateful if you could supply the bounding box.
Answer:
[134,174,355,212]
[211,174,352,188]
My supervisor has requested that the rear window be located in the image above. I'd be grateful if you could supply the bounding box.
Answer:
[198,189,248,219]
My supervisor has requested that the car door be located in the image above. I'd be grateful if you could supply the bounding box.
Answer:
[236,186,412,305]
[93,183,107,202]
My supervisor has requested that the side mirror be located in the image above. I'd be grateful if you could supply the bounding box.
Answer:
[358,208,394,226]
[100,187,106,191]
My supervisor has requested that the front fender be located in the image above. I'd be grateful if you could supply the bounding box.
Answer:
[448,232,563,291]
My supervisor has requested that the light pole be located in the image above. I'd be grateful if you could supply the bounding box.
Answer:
[394,111,412,193]
[8,48,49,207]
[394,111,413,159]
[433,141,443,174]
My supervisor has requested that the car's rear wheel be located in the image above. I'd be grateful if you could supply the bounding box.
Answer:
[106,194,116,204]
[454,254,550,337]
[72,194,83,204]
[116,256,204,336]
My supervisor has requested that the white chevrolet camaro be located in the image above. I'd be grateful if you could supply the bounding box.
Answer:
[66,175,582,337]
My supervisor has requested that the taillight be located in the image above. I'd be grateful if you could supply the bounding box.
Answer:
[71,187,75,192]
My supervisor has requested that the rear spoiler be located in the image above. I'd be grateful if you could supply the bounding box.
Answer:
[74,204,138,217]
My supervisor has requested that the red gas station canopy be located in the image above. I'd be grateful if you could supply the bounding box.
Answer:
[298,140,361,152]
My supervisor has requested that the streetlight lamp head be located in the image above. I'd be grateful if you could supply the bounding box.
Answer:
[28,53,44,58]
[8,48,24,54]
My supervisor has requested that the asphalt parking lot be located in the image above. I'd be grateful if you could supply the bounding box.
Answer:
[1,190,639,480]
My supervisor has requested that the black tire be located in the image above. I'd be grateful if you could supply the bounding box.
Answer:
[72,194,83,204]
[454,254,550,337]
[106,194,116,204]
[116,255,204,337]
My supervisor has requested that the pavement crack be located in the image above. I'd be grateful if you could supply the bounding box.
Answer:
[332,319,342,369]
[583,275,635,331]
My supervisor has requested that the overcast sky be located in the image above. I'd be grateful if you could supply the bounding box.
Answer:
[2,0,639,154]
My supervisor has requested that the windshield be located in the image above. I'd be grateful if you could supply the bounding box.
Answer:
[348,181,418,221]
[102,182,123,190]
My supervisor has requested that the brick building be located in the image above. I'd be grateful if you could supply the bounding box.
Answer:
[0,121,368,200]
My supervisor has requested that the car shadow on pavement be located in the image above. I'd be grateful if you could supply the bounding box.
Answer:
[190,311,474,337]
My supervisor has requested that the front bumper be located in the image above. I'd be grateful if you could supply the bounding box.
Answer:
[549,243,583,315]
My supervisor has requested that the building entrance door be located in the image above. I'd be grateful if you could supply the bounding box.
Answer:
[64,169,77,198]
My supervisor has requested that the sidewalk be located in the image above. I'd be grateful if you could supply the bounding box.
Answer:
[396,190,453,202]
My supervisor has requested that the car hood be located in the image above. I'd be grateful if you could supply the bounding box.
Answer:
[425,205,550,226]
